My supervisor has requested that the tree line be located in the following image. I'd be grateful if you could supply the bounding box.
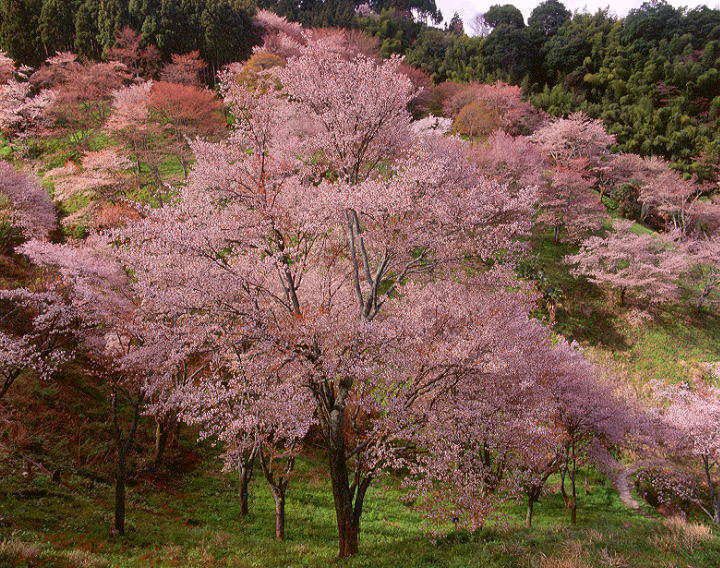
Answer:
[5,0,718,175]
[0,0,259,71]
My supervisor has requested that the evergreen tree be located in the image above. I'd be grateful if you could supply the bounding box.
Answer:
[74,0,101,59]
[483,4,524,30]
[0,0,43,65]
[39,0,77,56]
[97,0,130,52]
[447,12,464,36]
[154,0,204,57]
[200,0,258,72]
[528,0,569,38]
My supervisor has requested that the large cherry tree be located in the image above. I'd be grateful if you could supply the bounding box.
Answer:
[111,38,544,556]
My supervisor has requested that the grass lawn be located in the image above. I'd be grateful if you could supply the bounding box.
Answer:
[1,455,719,568]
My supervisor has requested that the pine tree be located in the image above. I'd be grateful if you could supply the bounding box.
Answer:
[74,0,101,59]
[97,0,129,53]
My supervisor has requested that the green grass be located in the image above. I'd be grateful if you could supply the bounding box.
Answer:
[524,230,720,386]
[1,455,719,568]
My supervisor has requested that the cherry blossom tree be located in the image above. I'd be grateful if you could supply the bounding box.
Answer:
[43,148,134,232]
[160,51,207,86]
[18,238,149,536]
[409,115,452,137]
[540,159,609,243]
[107,80,223,188]
[531,112,615,168]
[113,38,537,557]
[473,130,545,191]
[527,113,617,242]
[445,82,542,134]
[565,221,691,306]
[0,51,14,82]
[684,237,720,308]
[0,162,56,244]
[107,27,162,79]
[147,81,225,174]
[651,383,720,524]
[0,78,56,140]
[30,54,133,133]
[541,341,634,524]
[177,363,314,538]
[0,288,78,404]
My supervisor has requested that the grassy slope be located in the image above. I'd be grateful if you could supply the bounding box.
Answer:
[528,231,720,388]
[3,136,720,566]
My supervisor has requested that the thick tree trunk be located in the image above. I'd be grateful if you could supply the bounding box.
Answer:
[272,489,286,540]
[328,447,360,557]
[312,375,368,558]
[114,448,126,536]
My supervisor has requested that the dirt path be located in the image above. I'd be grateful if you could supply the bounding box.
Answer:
[612,467,640,510]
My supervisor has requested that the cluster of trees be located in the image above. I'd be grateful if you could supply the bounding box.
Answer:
[401,0,720,177]
[5,0,720,174]
[0,0,259,71]
[2,8,720,561]
[256,0,720,176]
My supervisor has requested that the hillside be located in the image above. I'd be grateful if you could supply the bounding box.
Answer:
[1,3,720,568]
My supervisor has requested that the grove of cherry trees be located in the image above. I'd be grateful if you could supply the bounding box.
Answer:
[1,8,720,562]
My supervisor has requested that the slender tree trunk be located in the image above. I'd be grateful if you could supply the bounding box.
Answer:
[152,418,170,470]
[553,225,560,243]
[110,385,144,538]
[703,457,720,525]
[0,370,21,402]
[114,446,127,535]
[526,493,537,528]
[272,489,286,540]
[569,447,578,524]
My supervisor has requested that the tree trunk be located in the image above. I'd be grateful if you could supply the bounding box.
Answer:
[0,370,21,402]
[272,489,286,540]
[152,418,169,470]
[569,450,578,524]
[526,494,537,528]
[703,457,720,525]
[239,461,254,516]
[114,448,126,536]
[328,447,360,557]
[553,225,560,243]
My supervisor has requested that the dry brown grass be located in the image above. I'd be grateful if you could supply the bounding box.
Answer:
[63,548,110,568]
[0,539,41,561]
[650,516,715,552]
